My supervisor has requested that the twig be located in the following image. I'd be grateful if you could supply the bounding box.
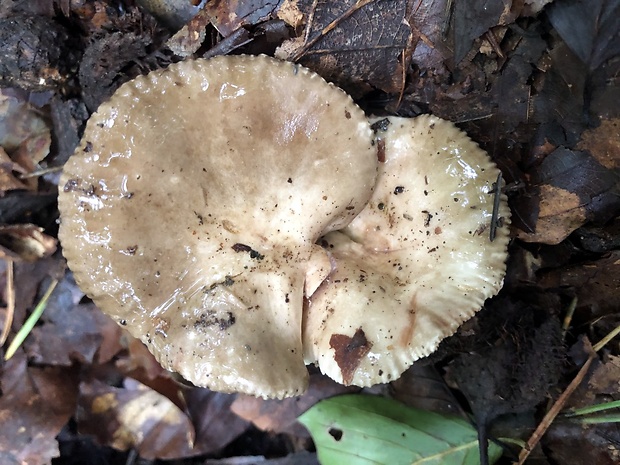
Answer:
[515,353,595,464]
[395,48,407,110]
[489,172,503,242]
[18,165,63,179]
[0,259,15,346]
[483,30,504,59]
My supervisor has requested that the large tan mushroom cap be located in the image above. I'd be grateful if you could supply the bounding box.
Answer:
[303,115,511,386]
[58,55,377,398]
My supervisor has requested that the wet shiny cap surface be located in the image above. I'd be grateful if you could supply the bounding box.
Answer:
[304,115,511,387]
[58,55,377,398]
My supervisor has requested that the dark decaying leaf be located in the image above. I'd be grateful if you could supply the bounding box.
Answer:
[48,97,87,167]
[545,422,620,465]
[533,42,589,138]
[452,0,508,64]
[0,191,57,225]
[0,14,73,91]
[21,274,108,365]
[299,394,503,465]
[79,32,156,112]
[9,258,64,330]
[277,0,413,96]
[390,363,464,417]
[490,33,547,134]
[231,372,358,437]
[539,251,620,320]
[548,0,620,71]
[573,219,620,253]
[182,388,250,453]
[0,351,79,465]
[408,0,453,71]
[3,0,71,18]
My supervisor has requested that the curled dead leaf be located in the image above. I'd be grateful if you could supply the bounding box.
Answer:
[78,378,196,460]
[0,224,57,262]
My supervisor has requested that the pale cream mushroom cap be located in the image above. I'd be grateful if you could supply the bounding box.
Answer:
[58,55,377,398]
[303,115,511,386]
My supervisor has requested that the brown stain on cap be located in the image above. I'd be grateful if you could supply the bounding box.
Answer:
[329,328,372,385]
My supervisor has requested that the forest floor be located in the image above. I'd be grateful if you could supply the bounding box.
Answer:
[0,1,619,465]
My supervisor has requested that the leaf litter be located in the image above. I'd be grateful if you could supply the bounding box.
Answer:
[0,0,619,464]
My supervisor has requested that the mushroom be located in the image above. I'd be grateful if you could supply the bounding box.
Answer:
[58,55,377,398]
[303,115,511,386]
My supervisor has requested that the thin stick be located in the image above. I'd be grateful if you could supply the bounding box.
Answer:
[0,259,15,345]
[515,354,595,464]
[18,165,63,179]
[490,172,503,242]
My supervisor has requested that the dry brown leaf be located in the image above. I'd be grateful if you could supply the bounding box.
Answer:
[517,147,620,244]
[77,376,247,459]
[517,184,587,244]
[166,7,212,57]
[277,0,305,29]
[0,224,57,262]
[0,92,51,193]
[588,355,620,394]
[577,118,620,170]
[78,378,196,460]
[0,147,29,192]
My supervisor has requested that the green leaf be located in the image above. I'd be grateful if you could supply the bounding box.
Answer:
[299,394,502,465]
